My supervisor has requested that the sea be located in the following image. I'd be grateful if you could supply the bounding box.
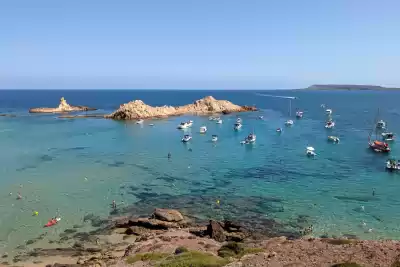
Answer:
[0,89,400,257]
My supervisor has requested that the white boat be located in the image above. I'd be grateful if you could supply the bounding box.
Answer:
[177,120,193,129]
[209,116,215,121]
[321,104,326,108]
[386,159,400,171]
[236,118,242,123]
[285,119,294,126]
[216,119,222,124]
[242,133,256,144]
[258,116,264,120]
[376,120,386,129]
[382,132,395,141]
[276,128,282,133]
[211,135,218,142]
[149,123,154,126]
[306,146,316,157]
[326,109,333,115]
[181,135,192,142]
[327,136,340,143]
[136,119,144,124]
[296,111,303,118]
[200,126,207,133]
[234,122,242,130]
[325,120,335,129]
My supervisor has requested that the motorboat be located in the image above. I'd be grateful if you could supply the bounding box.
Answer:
[181,135,192,142]
[244,133,256,144]
[285,120,294,126]
[327,136,340,143]
[306,146,316,157]
[325,120,335,129]
[177,120,193,129]
[376,120,386,129]
[296,111,303,119]
[369,140,390,153]
[258,116,264,120]
[326,109,333,115]
[216,119,223,124]
[276,128,282,133]
[209,116,216,121]
[386,159,400,171]
[200,126,207,134]
[211,135,218,142]
[382,132,395,141]
[136,119,144,124]
[234,122,242,130]
[149,123,155,126]
[236,118,242,123]
[321,104,326,108]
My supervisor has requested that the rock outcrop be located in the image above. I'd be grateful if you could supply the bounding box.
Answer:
[107,96,257,120]
[29,97,97,113]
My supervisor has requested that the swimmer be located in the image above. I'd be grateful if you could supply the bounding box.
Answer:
[361,205,365,211]
[168,152,171,159]
[17,192,22,200]
[33,211,39,216]
[216,199,220,205]
[372,188,375,196]
[112,200,116,210]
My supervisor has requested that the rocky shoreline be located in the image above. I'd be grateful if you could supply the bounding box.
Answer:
[5,208,400,267]
[106,96,257,120]
[29,97,97,113]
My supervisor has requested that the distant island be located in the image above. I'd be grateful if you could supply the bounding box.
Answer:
[306,84,400,90]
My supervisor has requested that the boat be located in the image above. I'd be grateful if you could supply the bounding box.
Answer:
[200,126,207,133]
[382,132,395,141]
[325,120,335,129]
[321,104,326,108]
[177,120,193,129]
[241,133,256,144]
[285,119,294,126]
[306,146,316,157]
[234,122,242,130]
[258,116,264,120]
[326,109,333,115]
[327,136,340,143]
[296,111,303,119]
[276,128,282,133]
[181,135,192,142]
[136,119,144,124]
[236,118,242,123]
[386,159,400,171]
[376,120,386,129]
[369,109,390,153]
[211,135,218,142]
[149,123,155,126]
[209,116,215,121]
[216,119,223,124]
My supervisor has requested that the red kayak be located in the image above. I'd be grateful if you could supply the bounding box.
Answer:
[44,219,58,227]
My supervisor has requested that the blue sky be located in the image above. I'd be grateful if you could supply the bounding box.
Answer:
[1,0,399,89]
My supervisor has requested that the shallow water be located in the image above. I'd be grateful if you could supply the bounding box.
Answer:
[0,89,400,257]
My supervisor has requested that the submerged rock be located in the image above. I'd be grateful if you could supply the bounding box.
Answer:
[29,97,97,113]
[107,96,257,120]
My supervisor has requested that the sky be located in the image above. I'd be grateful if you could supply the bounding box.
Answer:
[1,0,399,89]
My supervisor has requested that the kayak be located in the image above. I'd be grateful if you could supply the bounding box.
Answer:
[44,217,61,227]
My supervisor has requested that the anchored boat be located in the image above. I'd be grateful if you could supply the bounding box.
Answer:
[306,146,316,157]
[211,135,218,142]
[328,136,340,143]
[386,159,400,171]
[234,122,242,130]
[181,134,192,142]
[296,111,303,119]
[369,109,390,153]
[200,126,207,134]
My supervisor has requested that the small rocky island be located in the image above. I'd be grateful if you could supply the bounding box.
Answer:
[29,97,97,113]
[107,96,257,120]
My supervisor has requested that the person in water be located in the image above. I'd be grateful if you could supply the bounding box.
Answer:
[112,200,117,210]
[17,192,22,200]
[168,152,171,159]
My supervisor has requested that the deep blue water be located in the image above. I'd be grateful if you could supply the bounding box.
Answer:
[0,89,400,256]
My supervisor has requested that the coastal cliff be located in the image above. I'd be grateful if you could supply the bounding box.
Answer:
[107,96,257,120]
[29,97,97,113]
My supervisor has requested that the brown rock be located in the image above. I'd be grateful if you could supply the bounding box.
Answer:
[207,220,226,242]
[125,226,149,236]
[153,208,184,222]
[29,97,97,113]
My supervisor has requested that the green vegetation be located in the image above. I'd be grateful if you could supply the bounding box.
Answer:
[159,251,228,267]
[323,239,356,245]
[126,252,169,264]
[217,242,264,259]
[174,246,189,254]
[331,263,363,267]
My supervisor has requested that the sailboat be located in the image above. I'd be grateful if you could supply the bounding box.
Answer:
[381,121,395,141]
[285,99,294,126]
[369,109,390,153]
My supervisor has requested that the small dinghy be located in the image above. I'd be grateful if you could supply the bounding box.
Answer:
[285,120,294,126]
[325,120,335,129]
[181,135,192,142]
[306,146,316,157]
[149,123,154,126]
[258,116,264,120]
[234,122,242,130]
[296,111,303,119]
[200,126,207,134]
[136,119,144,124]
[386,159,400,171]
[211,135,218,142]
[382,132,395,141]
[177,120,193,129]
[321,104,326,108]
[328,136,340,143]
[241,133,256,144]
[216,119,222,124]
[236,118,242,123]
[276,128,282,133]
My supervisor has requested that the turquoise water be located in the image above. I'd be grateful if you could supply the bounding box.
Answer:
[0,89,400,256]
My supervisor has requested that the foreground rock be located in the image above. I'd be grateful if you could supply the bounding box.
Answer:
[107,96,257,120]
[29,97,97,113]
